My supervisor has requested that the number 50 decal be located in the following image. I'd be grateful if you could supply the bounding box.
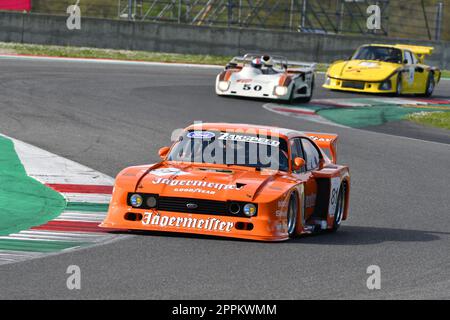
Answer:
[243,84,262,91]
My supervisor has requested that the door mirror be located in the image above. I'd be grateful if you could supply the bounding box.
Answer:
[293,157,305,171]
[158,146,170,159]
[403,59,408,64]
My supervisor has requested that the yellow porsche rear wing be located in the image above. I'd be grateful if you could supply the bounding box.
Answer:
[395,44,434,63]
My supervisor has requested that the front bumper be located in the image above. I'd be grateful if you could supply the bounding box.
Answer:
[100,203,289,242]
[323,77,396,93]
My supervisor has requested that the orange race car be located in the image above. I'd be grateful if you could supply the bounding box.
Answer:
[100,123,350,241]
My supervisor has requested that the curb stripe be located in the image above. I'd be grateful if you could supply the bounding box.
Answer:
[0,239,86,252]
[61,193,112,204]
[273,107,318,115]
[31,221,117,233]
[65,202,110,212]
[46,184,113,194]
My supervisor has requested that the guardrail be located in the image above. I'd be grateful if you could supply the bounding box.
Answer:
[0,11,449,69]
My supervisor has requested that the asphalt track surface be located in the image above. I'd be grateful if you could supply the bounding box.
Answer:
[0,58,449,299]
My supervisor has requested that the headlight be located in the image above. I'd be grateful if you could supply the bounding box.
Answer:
[325,77,331,85]
[218,81,230,91]
[130,194,143,207]
[243,203,257,217]
[146,195,157,208]
[379,80,392,90]
[274,86,288,96]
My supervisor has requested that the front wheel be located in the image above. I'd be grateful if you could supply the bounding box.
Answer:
[287,193,299,237]
[331,183,346,232]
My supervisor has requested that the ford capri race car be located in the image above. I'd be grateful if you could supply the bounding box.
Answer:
[324,44,441,96]
[101,123,350,241]
[216,54,316,103]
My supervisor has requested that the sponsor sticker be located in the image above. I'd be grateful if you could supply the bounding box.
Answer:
[359,62,379,68]
[218,132,280,147]
[149,168,189,177]
[142,211,234,232]
[187,131,215,139]
[309,136,333,142]
[152,177,243,191]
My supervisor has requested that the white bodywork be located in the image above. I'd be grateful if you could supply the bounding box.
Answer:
[216,55,316,102]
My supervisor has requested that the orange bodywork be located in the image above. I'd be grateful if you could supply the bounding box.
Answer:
[100,123,350,241]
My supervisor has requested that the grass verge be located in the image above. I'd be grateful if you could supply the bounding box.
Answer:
[407,111,450,130]
[0,42,328,71]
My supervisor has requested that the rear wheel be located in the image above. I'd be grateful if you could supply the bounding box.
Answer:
[423,72,435,97]
[287,192,299,237]
[331,183,346,232]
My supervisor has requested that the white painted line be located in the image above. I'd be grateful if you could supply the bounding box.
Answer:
[19,230,105,238]
[61,193,112,204]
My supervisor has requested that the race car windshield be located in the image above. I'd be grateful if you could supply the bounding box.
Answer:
[352,46,403,63]
[167,130,289,171]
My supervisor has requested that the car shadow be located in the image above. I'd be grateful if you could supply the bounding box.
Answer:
[108,225,447,245]
[288,225,447,245]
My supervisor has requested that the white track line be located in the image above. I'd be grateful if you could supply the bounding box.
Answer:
[60,193,112,204]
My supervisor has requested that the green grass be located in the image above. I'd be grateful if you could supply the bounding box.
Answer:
[441,70,450,79]
[407,111,450,130]
[0,42,328,70]
[0,42,232,65]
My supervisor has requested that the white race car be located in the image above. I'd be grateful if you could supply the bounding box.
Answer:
[216,54,316,103]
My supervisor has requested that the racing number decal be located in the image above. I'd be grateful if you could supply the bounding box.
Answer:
[328,177,341,218]
[243,84,262,91]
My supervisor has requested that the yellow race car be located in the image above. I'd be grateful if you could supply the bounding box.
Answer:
[323,44,441,96]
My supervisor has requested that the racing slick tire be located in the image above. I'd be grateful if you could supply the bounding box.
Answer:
[287,192,299,238]
[331,183,346,232]
[288,85,296,104]
[297,75,315,103]
[423,72,435,97]
[395,73,403,96]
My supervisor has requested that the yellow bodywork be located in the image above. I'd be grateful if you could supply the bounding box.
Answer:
[323,44,441,95]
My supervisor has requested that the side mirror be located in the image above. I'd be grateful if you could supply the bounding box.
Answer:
[158,146,170,159]
[293,157,305,171]
[403,59,408,64]
[319,158,325,169]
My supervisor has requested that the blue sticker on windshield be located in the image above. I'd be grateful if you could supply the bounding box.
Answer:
[187,131,215,139]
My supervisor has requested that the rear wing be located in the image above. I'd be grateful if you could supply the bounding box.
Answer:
[395,44,434,63]
[226,53,315,72]
[303,132,339,164]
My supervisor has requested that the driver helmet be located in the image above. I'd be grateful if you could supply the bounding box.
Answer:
[251,58,263,69]
[261,55,274,67]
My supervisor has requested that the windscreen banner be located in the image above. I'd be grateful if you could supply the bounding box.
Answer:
[0,0,31,11]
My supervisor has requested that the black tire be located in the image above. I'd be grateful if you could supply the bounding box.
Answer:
[331,183,346,232]
[395,73,403,96]
[287,192,299,237]
[288,85,296,104]
[296,75,315,103]
[423,72,435,97]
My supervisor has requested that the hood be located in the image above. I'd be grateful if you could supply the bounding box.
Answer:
[135,163,280,202]
[328,60,400,81]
